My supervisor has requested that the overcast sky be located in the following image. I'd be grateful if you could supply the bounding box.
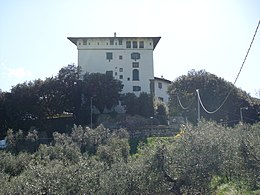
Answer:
[0,0,259,97]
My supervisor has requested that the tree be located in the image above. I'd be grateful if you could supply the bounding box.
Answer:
[71,124,110,154]
[56,64,82,116]
[138,92,154,117]
[154,100,168,125]
[5,81,43,130]
[0,91,9,137]
[168,69,260,125]
[121,92,154,117]
[38,64,82,119]
[121,93,139,115]
[82,73,123,113]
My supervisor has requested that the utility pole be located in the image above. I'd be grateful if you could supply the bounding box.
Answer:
[90,97,93,129]
[196,89,200,125]
[240,107,248,124]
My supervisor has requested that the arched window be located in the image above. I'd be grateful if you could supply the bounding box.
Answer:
[132,69,139,81]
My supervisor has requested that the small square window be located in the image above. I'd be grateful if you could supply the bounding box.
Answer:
[133,86,141,91]
[106,52,113,61]
[119,68,123,72]
[106,71,113,77]
[133,41,138,48]
[119,75,123,79]
[132,62,139,68]
[126,41,131,48]
[119,55,123,60]
[127,77,130,81]
[139,41,144,48]
[110,39,114,45]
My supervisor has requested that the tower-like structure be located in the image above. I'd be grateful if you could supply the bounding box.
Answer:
[68,34,160,95]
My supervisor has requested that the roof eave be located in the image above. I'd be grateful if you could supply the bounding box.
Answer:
[67,36,161,49]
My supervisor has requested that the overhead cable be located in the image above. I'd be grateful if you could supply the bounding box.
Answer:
[196,20,260,114]
[177,93,194,110]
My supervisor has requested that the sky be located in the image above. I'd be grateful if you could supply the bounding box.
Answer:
[0,0,259,97]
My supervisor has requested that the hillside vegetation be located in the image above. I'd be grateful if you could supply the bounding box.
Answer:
[0,121,259,194]
[168,70,260,125]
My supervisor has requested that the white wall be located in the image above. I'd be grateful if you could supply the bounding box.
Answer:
[77,37,155,95]
[154,78,171,103]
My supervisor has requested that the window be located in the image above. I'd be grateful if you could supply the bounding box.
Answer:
[133,41,138,48]
[158,82,162,89]
[78,42,81,45]
[127,77,130,81]
[131,52,141,61]
[119,75,123,79]
[110,39,114,45]
[119,55,123,60]
[106,52,113,61]
[158,97,164,102]
[132,62,139,68]
[119,68,123,72]
[119,39,123,45]
[132,69,139,81]
[126,41,131,48]
[133,86,141,91]
[115,72,117,76]
[139,41,144,48]
[106,71,113,77]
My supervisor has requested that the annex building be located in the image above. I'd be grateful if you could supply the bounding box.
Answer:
[68,33,171,103]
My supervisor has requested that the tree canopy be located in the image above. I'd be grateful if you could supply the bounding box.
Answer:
[168,69,260,125]
[0,64,123,135]
[82,72,123,113]
[121,92,154,118]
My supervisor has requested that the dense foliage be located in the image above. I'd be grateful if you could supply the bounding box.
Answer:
[121,92,154,117]
[168,70,260,125]
[0,64,123,137]
[0,121,259,194]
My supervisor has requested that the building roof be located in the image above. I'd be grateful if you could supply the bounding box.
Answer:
[154,76,172,84]
[67,36,161,50]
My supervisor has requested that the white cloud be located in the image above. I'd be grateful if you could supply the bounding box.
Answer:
[7,67,32,79]
[0,62,33,79]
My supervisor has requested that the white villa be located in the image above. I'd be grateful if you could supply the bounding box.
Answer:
[68,33,171,103]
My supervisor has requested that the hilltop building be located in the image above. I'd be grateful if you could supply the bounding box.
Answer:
[152,76,171,103]
[68,33,171,103]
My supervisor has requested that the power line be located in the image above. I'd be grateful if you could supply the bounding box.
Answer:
[177,93,194,110]
[196,20,260,114]
[233,20,260,85]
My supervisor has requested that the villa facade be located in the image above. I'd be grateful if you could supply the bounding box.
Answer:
[68,34,171,103]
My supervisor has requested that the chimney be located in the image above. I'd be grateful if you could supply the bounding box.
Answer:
[114,32,116,37]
